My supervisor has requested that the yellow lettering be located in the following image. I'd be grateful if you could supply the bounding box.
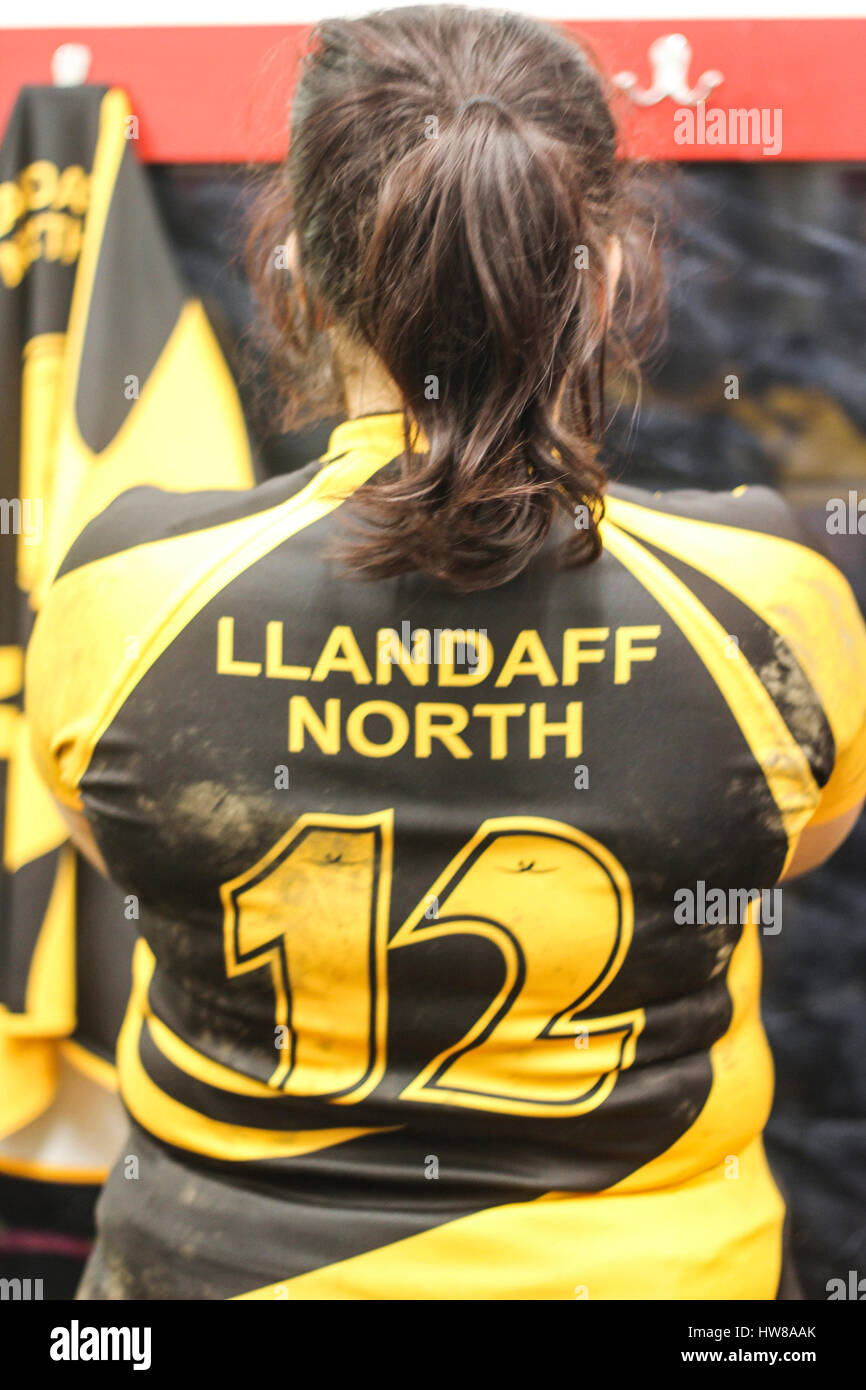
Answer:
[375,628,428,686]
[415,703,472,759]
[346,701,409,758]
[288,696,341,754]
[0,238,23,289]
[562,627,609,684]
[438,630,493,686]
[21,161,57,212]
[53,165,89,215]
[266,621,310,680]
[614,625,660,684]
[30,212,65,264]
[61,214,83,266]
[217,616,261,677]
[528,702,583,758]
[472,704,525,759]
[19,218,41,275]
[0,179,25,238]
[495,630,558,688]
[312,626,372,685]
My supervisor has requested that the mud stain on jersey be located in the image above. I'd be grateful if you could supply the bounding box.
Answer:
[758,632,834,783]
[169,779,277,871]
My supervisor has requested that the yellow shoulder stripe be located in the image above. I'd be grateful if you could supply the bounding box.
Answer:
[26,437,402,805]
[602,521,819,870]
[605,494,866,771]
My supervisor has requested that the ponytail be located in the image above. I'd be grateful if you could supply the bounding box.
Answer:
[249,5,664,591]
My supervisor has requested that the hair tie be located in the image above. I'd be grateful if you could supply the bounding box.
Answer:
[455,94,509,117]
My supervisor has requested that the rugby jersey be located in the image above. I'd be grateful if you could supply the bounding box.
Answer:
[25,410,866,1299]
[0,82,253,1152]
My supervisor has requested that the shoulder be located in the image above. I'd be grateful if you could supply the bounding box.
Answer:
[53,462,327,582]
[602,480,840,629]
[603,479,859,673]
[606,479,866,831]
[25,460,330,807]
[606,480,813,547]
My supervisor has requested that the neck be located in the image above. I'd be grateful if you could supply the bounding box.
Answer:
[331,328,402,420]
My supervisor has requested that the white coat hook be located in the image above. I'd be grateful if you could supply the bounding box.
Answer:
[614,33,723,108]
[51,43,93,87]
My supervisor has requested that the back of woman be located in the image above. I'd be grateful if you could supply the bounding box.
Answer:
[27,5,866,1300]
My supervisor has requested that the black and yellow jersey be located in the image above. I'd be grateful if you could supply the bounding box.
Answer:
[0,82,253,1155]
[25,410,866,1299]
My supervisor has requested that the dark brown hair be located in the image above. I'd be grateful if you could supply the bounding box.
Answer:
[248,5,664,591]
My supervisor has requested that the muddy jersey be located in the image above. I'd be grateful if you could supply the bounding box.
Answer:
[26,411,866,1299]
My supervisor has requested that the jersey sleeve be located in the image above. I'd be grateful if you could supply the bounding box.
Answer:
[731,489,866,825]
[25,466,327,809]
[794,583,866,825]
[25,482,233,809]
[607,483,866,828]
[25,497,142,811]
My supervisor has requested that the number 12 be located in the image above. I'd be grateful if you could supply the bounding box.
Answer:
[221,812,643,1118]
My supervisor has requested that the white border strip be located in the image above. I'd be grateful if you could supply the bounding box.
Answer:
[4,0,866,29]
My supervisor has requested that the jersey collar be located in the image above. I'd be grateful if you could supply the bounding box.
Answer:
[324,410,426,464]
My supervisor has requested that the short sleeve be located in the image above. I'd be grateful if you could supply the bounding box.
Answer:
[606,483,866,828]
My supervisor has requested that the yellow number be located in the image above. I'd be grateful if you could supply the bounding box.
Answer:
[391,817,643,1116]
[222,812,642,1116]
[221,811,391,1103]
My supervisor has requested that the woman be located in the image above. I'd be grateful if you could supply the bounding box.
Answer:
[27,6,866,1299]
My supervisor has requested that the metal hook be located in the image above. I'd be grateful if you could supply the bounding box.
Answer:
[51,43,92,87]
[613,33,723,108]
